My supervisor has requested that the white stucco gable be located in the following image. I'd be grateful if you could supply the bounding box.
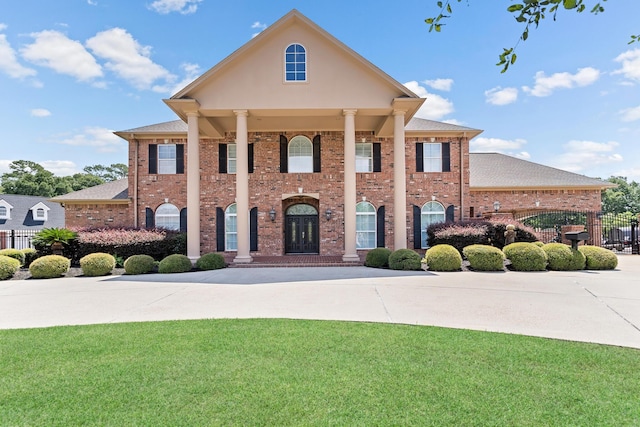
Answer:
[0,199,13,219]
[30,202,50,222]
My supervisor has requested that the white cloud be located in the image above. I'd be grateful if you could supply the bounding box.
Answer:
[619,105,640,122]
[39,160,78,177]
[485,86,518,106]
[0,159,12,175]
[470,137,529,158]
[21,30,103,81]
[522,67,600,97]
[551,140,623,173]
[0,34,38,79]
[613,49,640,83]
[0,23,7,31]
[86,28,174,90]
[148,0,202,15]
[403,81,454,120]
[613,167,640,181]
[251,21,267,38]
[164,62,201,95]
[423,78,453,91]
[87,0,98,5]
[31,108,51,117]
[57,127,124,153]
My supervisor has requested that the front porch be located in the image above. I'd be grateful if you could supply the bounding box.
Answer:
[224,254,364,268]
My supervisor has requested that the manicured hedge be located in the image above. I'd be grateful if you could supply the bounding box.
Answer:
[542,243,586,271]
[365,248,392,269]
[503,242,548,271]
[578,246,618,270]
[462,245,505,271]
[423,244,462,272]
[388,249,422,271]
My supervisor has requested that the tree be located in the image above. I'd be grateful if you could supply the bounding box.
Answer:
[0,160,57,197]
[426,1,638,72]
[83,163,128,181]
[601,176,640,215]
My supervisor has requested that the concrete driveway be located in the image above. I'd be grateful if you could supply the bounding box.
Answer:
[1,255,639,349]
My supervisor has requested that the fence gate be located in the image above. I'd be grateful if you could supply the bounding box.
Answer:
[0,230,38,250]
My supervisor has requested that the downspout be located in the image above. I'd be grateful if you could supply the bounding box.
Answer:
[132,135,138,227]
[460,133,465,220]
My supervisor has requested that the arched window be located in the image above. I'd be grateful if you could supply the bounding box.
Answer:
[155,203,180,230]
[285,43,306,82]
[356,201,376,249]
[288,136,313,173]
[35,208,45,219]
[225,203,237,251]
[421,201,445,248]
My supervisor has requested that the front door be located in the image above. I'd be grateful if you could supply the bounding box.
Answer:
[285,204,319,254]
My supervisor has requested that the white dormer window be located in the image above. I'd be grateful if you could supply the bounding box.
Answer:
[0,200,12,220]
[30,202,50,222]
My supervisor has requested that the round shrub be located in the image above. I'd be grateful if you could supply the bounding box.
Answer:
[388,249,422,271]
[196,253,226,270]
[503,242,548,271]
[364,248,392,268]
[578,246,618,270]
[424,244,462,272]
[21,248,38,267]
[29,255,71,279]
[124,254,157,275]
[79,252,116,277]
[462,245,505,271]
[158,254,193,274]
[0,255,21,280]
[542,243,586,271]
[0,248,25,266]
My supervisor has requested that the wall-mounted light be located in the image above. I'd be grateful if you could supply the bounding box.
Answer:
[493,201,501,212]
[269,208,276,222]
[431,195,436,201]
[325,208,332,220]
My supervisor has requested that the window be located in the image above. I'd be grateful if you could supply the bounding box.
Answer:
[288,136,313,173]
[158,145,177,174]
[227,143,237,174]
[356,202,377,249]
[423,143,442,172]
[0,206,6,218]
[155,203,180,230]
[421,202,445,248]
[225,203,237,251]
[356,143,373,173]
[0,201,13,219]
[285,43,306,82]
[35,208,45,219]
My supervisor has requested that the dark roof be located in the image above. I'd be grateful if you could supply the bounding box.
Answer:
[0,194,65,230]
[50,179,129,203]
[469,153,616,189]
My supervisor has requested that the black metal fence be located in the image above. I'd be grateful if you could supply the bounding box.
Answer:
[0,230,38,250]
[513,210,639,254]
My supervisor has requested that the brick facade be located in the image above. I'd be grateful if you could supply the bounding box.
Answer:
[63,203,132,229]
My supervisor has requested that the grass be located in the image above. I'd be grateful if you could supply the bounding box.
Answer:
[1,319,639,426]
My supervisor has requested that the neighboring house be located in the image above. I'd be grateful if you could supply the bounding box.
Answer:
[0,194,65,249]
[52,9,613,263]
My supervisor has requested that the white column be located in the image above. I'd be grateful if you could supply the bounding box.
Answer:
[393,110,407,250]
[343,109,359,262]
[233,110,252,263]
[186,111,200,262]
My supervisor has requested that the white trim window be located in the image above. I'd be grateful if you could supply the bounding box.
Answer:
[421,201,445,248]
[227,143,237,174]
[0,200,12,220]
[285,43,306,82]
[158,144,177,174]
[35,208,46,220]
[356,201,376,249]
[155,203,180,230]
[288,136,313,173]
[423,143,442,172]
[355,143,373,173]
[225,203,238,251]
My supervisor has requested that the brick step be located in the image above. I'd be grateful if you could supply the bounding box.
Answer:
[229,262,363,268]
[224,255,364,268]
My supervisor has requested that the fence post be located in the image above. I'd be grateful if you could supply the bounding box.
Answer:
[10,230,16,249]
[632,219,639,255]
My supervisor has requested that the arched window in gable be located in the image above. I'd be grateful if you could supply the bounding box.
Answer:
[285,43,306,82]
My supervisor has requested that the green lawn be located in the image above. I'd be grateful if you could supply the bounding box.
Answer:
[1,319,639,426]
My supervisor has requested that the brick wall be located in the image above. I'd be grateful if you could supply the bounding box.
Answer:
[64,203,132,229]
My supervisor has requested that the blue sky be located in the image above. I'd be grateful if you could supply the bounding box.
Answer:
[1,0,639,181]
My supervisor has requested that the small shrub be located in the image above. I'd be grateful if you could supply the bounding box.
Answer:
[29,255,71,279]
[364,248,392,268]
[21,248,38,267]
[0,248,25,266]
[124,254,157,275]
[196,253,226,270]
[578,246,618,270]
[462,245,505,271]
[158,254,193,274]
[80,252,116,277]
[503,242,548,271]
[0,255,21,280]
[532,241,545,247]
[542,243,586,271]
[424,244,462,272]
[388,249,422,271]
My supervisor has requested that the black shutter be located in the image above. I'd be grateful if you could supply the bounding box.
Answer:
[145,207,155,229]
[376,205,385,248]
[280,135,288,173]
[446,205,455,222]
[250,207,258,251]
[216,207,225,251]
[180,208,187,232]
[149,144,157,174]
[248,144,254,173]
[413,205,422,249]
[219,144,227,174]
[416,143,423,172]
[176,144,184,174]
[373,143,382,172]
[442,142,451,172]
[313,135,321,172]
